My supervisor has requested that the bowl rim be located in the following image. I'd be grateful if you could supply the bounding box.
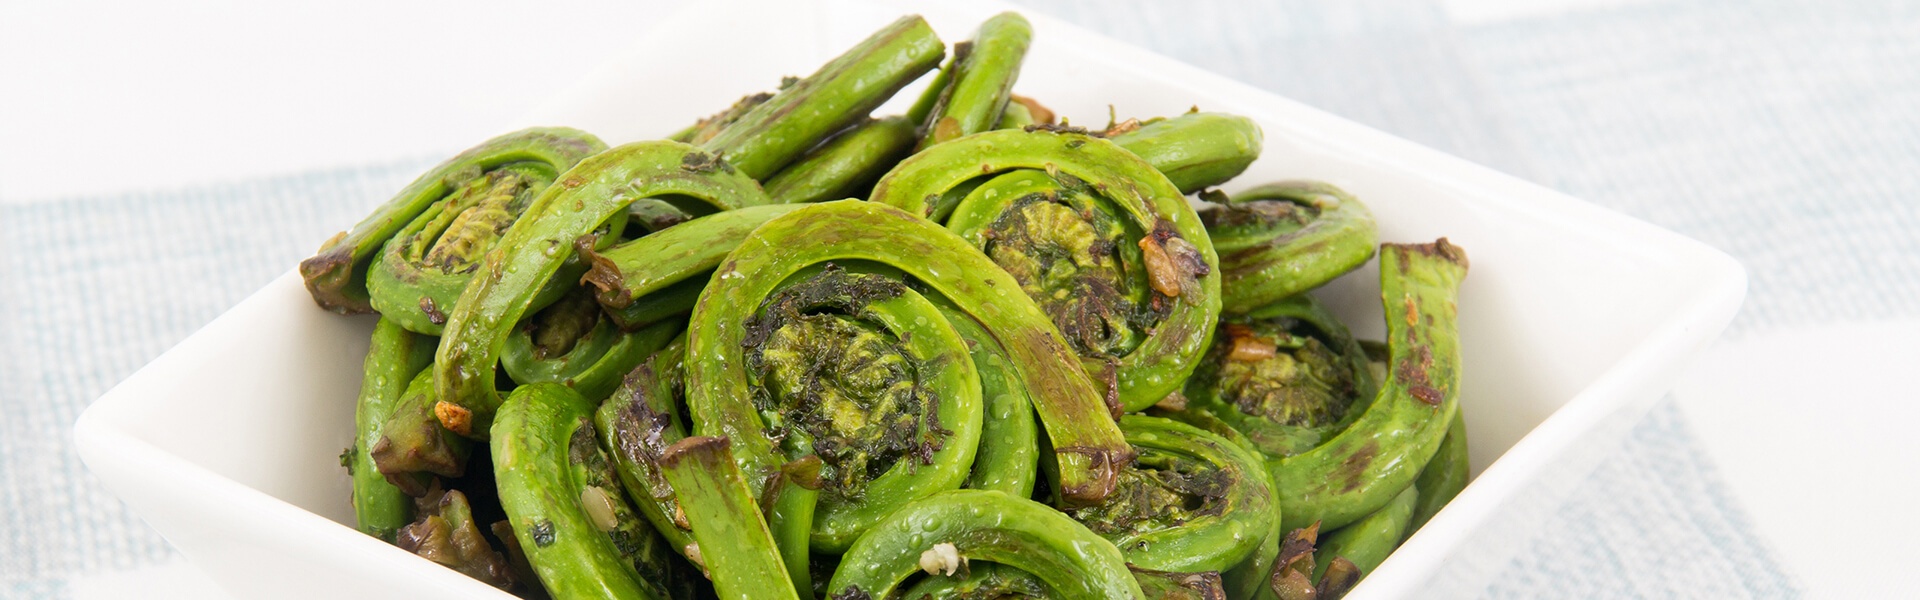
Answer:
[73,0,1748,597]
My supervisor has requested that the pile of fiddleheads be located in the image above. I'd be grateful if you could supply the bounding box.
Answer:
[316,11,1473,600]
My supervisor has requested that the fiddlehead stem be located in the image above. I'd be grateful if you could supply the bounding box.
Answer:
[492,383,692,600]
[762,116,919,204]
[433,140,769,439]
[1109,111,1265,195]
[914,11,1033,150]
[581,204,806,328]
[595,338,699,563]
[659,436,804,600]
[301,127,605,314]
[1200,181,1378,315]
[349,318,436,540]
[827,489,1145,600]
[1404,413,1468,541]
[871,128,1221,413]
[685,200,1130,512]
[1312,483,1418,587]
[701,15,945,180]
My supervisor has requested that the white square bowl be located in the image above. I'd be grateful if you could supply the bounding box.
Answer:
[73,0,1746,598]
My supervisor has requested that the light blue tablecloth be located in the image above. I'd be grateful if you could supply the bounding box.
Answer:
[10,0,1914,596]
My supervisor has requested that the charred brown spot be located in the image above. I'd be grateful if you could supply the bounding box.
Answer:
[1394,344,1436,393]
[1389,237,1470,270]
[1338,441,1380,493]
[1410,385,1444,406]
[419,296,448,325]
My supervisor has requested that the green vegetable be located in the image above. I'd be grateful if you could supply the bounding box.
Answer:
[369,368,470,495]
[1313,484,1419,584]
[300,127,605,315]
[581,204,806,329]
[432,140,769,439]
[1268,240,1468,533]
[1111,111,1265,195]
[394,487,517,590]
[1182,293,1377,460]
[1133,568,1232,600]
[1201,181,1378,314]
[915,11,1033,150]
[594,337,698,562]
[1069,415,1274,574]
[762,116,919,204]
[500,288,679,402]
[827,489,1145,599]
[349,318,436,540]
[1405,413,1469,540]
[931,295,1040,498]
[684,200,1131,513]
[700,15,945,180]
[658,436,803,600]
[492,383,687,600]
[871,128,1222,413]
[694,261,985,555]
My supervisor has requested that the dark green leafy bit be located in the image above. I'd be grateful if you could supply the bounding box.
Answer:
[1068,450,1228,539]
[978,182,1165,360]
[1130,567,1228,600]
[743,265,946,500]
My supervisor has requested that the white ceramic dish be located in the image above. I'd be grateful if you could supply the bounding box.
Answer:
[73,0,1746,597]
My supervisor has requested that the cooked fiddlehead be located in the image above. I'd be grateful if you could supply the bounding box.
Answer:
[1201,181,1378,315]
[349,318,437,540]
[1312,483,1418,591]
[871,128,1221,413]
[301,127,605,315]
[500,287,679,402]
[432,141,769,438]
[1181,293,1376,461]
[658,436,803,600]
[827,489,1145,599]
[699,15,944,180]
[1190,241,1466,533]
[492,383,693,600]
[913,11,1032,150]
[370,367,471,495]
[1405,413,1468,540]
[581,204,807,328]
[1066,415,1274,576]
[595,338,699,564]
[762,116,919,204]
[437,16,946,434]
[691,259,985,556]
[395,485,518,590]
[684,200,1131,517]
[1109,111,1264,195]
